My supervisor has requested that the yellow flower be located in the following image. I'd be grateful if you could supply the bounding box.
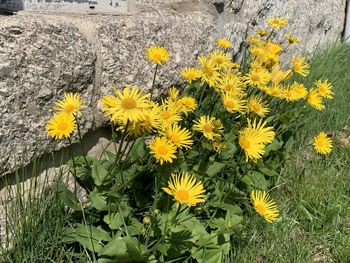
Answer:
[313,132,333,155]
[149,137,177,165]
[193,115,221,141]
[159,100,182,129]
[266,17,288,30]
[221,92,247,113]
[146,45,170,64]
[292,56,310,77]
[256,28,271,37]
[265,41,282,55]
[238,119,275,161]
[290,82,308,99]
[216,38,231,48]
[217,73,245,96]
[180,67,202,83]
[198,56,221,87]
[212,139,227,153]
[54,93,85,115]
[247,96,269,117]
[162,172,205,207]
[250,190,279,223]
[264,85,285,98]
[163,124,193,149]
[176,96,197,114]
[101,86,151,123]
[307,89,325,110]
[281,86,299,101]
[46,112,76,140]
[168,87,179,101]
[285,34,301,44]
[315,80,334,99]
[128,105,161,135]
[247,36,264,47]
[271,64,292,85]
[209,51,232,69]
[244,68,272,88]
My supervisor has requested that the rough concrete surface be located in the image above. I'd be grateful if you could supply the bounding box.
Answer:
[0,0,347,175]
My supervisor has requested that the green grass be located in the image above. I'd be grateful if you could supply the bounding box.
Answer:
[233,43,350,262]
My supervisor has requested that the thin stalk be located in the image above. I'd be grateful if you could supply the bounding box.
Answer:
[67,137,77,194]
[74,115,89,166]
[151,64,159,97]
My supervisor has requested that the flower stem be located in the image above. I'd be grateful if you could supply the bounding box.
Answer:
[74,115,89,167]
[151,64,159,98]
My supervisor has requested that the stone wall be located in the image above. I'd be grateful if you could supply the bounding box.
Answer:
[0,0,347,175]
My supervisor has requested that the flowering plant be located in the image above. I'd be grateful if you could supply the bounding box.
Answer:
[46,17,334,262]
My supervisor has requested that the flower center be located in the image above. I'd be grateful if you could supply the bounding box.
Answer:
[251,74,260,82]
[202,124,213,133]
[226,100,235,109]
[215,58,224,64]
[170,134,180,145]
[224,84,234,92]
[203,67,214,77]
[57,121,68,131]
[251,103,261,112]
[64,103,75,113]
[161,111,171,120]
[176,189,189,202]
[317,140,325,148]
[158,145,168,155]
[153,53,162,62]
[318,86,326,93]
[254,203,266,215]
[293,63,301,71]
[240,138,250,149]
[121,97,137,109]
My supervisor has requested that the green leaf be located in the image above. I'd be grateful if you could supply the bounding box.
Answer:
[123,237,144,262]
[241,171,268,189]
[98,236,131,262]
[103,213,123,230]
[89,190,108,211]
[225,210,243,229]
[74,224,111,253]
[206,162,226,177]
[129,138,147,161]
[57,184,81,211]
[220,142,237,160]
[92,160,109,186]
[259,167,279,177]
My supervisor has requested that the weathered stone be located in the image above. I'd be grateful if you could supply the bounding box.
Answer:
[0,9,218,174]
[223,0,346,55]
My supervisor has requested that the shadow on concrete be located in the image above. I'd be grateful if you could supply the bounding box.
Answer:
[0,126,112,190]
[0,0,23,15]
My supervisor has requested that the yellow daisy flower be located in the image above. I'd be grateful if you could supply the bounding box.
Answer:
[247,96,269,117]
[315,80,334,99]
[209,51,232,69]
[250,190,279,223]
[46,112,76,140]
[238,119,275,161]
[244,68,272,88]
[285,34,301,44]
[266,17,288,30]
[54,93,85,116]
[193,115,221,141]
[281,86,299,101]
[256,28,271,37]
[162,172,205,207]
[163,124,193,149]
[146,45,170,64]
[101,86,151,123]
[217,73,245,96]
[216,38,231,48]
[176,96,197,114]
[292,56,310,77]
[159,100,182,129]
[264,85,285,98]
[247,36,264,47]
[313,132,333,155]
[149,137,177,165]
[221,92,247,113]
[198,56,221,87]
[271,64,292,85]
[290,82,308,99]
[180,67,202,83]
[168,87,179,101]
[307,89,325,110]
